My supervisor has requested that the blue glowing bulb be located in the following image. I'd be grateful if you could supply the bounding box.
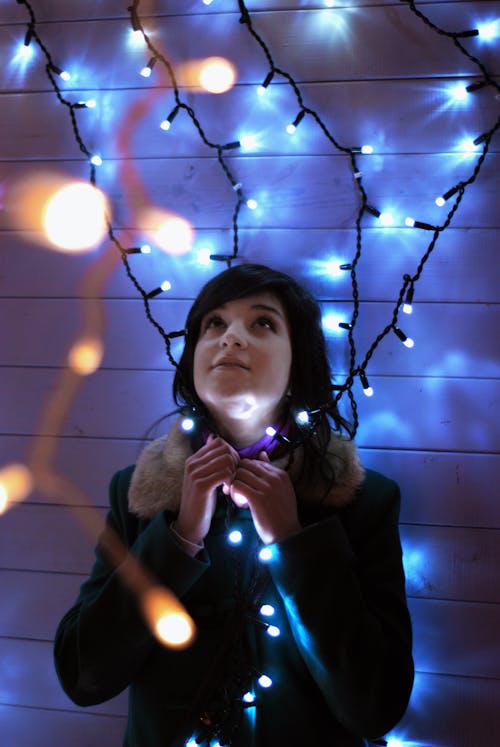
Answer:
[259,546,273,562]
[185,740,197,747]
[90,154,103,166]
[60,70,71,81]
[361,144,373,154]
[161,280,172,292]
[228,529,243,545]
[243,691,256,703]
[140,65,152,78]
[140,244,151,254]
[435,196,445,207]
[403,303,413,315]
[387,739,404,747]
[286,123,296,135]
[18,42,34,61]
[246,198,258,210]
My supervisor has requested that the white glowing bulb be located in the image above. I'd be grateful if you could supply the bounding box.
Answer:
[160,280,172,292]
[181,417,195,432]
[265,426,277,437]
[228,529,243,545]
[240,134,258,151]
[197,247,212,265]
[85,99,97,108]
[363,386,374,398]
[286,123,296,135]
[160,119,172,131]
[435,196,445,207]
[90,154,103,166]
[379,212,394,227]
[257,85,267,96]
[260,604,275,617]
[199,57,236,93]
[258,674,273,688]
[450,84,468,101]
[460,138,478,152]
[140,65,153,78]
[129,29,144,46]
[322,314,345,334]
[403,303,413,315]
[403,337,415,349]
[477,21,498,41]
[44,182,108,252]
[259,547,273,562]
[267,625,280,637]
[405,217,416,228]
[18,42,34,61]
[246,198,258,210]
[296,410,309,425]
[140,244,151,254]
[243,692,256,703]
[324,0,335,6]
[387,739,404,747]
[60,70,71,81]
[361,144,374,154]
[203,0,214,5]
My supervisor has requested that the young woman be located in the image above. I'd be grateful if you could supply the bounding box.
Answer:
[54,264,414,747]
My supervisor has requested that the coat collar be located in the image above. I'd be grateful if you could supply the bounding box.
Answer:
[128,419,365,519]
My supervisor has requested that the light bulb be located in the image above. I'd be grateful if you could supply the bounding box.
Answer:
[260,604,275,617]
[181,417,195,432]
[258,674,273,688]
[266,625,280,638]
[90,154,103,166]
[228,529,243,545]
[259,547,273,562]
[246,198,258,210]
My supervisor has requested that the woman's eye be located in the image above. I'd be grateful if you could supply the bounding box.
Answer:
[254,316,275,330]
[204,315,225,331]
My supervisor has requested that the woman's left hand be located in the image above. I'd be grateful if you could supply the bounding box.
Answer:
[230,451,301,544]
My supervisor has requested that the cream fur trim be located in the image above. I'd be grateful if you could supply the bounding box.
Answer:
[128,420,365,519]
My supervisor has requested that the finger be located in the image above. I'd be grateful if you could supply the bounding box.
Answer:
[231,491,249,509]
[258,450,271,462]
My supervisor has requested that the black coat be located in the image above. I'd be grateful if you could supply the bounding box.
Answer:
[54,427,414,746]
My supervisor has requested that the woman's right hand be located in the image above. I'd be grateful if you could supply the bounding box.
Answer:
[175,435,239,545]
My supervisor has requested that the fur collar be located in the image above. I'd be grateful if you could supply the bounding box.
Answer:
[128,420,365,519]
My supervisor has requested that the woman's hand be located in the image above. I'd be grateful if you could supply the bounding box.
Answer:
[230,451,301,545]
[176,435,239,545]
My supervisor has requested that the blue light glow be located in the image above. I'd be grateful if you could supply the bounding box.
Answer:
[322,313,348,335]
[181,417,195,432]
[266,625,280,638]
[258,546,273,562]
[228,529,243,545]
[243,691,256,703]
[246,198,258,210]
[296,410,310,425]
[240,134,259,151]
[196,247,212,265]
[477,20,499,41]
[449,83,469,102]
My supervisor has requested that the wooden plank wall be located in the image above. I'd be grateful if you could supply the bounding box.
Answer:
[1,1,499,745]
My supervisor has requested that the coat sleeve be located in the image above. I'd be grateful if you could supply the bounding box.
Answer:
[53,466,210,707]
[268,471,414,739]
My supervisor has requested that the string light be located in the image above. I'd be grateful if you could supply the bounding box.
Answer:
[286,110,305,134]
[394,327,415,349]
[359,371,374,398]
[146,280,172,299]
[140,57,156,78]
[405,217,436,231]
[260,604,275,617]
[257,70,274,95]
[160,107,179,131]
[403,285,415,315]
[246,198,258,210]
[258,547,273,562]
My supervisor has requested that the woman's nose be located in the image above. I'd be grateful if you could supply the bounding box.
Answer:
[220,324,247,348]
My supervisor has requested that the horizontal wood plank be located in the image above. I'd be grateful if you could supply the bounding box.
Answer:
[3,78,499,160]
[2,436,499,527]
[1,505,498,603]
[2,227,499,303]
[1,367,497,452]
[2,298,498,379]
[3,153,499,232]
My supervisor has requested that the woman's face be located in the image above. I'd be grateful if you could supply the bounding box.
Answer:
[193,292,292,445]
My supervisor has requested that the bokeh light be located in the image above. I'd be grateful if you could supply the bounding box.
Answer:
[43,181,108,252]
[177,56,237,93]
[68,337,104,375]
[0,463,33,514]
[141,587,196,648]
[140,208,194,255]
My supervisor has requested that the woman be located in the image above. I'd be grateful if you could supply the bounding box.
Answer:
[54,264,414,746]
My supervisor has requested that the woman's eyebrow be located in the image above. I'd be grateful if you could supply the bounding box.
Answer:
[250,303,284,318]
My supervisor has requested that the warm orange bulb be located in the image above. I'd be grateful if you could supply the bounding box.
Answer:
[141,587,196,649]
[68,337,104,375]
[0,463,33,514]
